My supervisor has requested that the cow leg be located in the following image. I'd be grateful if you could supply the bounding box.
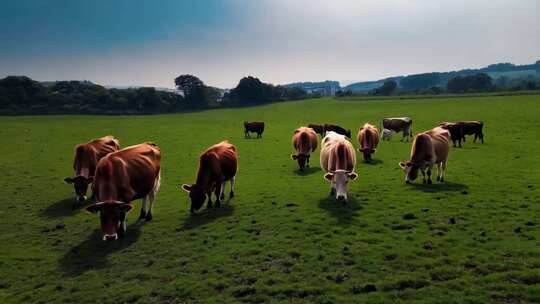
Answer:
[331,180,336,195]
[139,196,148,220]
[219,181,226,201]
[473,134,477,143]
[452,140,456,148]
[214,184,222,208]
[436,163,441,182]
[440,162,446,182]
[480,132,484,144]
[207,190,213,208]
[229,176,235,198]
[426,166,433,184]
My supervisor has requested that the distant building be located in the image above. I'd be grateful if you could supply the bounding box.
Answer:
[283,80,340,96]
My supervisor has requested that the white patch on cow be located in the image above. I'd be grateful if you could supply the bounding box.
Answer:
[230,176,236,193]
[382,128,394,141]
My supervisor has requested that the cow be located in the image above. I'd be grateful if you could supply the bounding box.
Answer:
[85,143,161,241]
[182,141,238,213]
[307,124,325,136]
[382,128,394,141]
[399,126,450,184]
[320,131,358,202]
[357,123,380,162]
[292,127,318,171]
[324,124,351,138]
[244,121,265,138]
[64,135,120,203]
[459,121,484,144]
[440,121,484,147]
[382,117,413,141]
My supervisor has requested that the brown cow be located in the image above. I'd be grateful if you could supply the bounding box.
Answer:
[308,124,325,136]
[182,141,238,213]
[399,127,450,184]
[85,143,161,241]
[382,117,413,141]
[244,121,265,138]
[320,131,358,202]
[357,123,380,162]
[292,127,318,171]
[64,135,120,203]
[324,124,351,138]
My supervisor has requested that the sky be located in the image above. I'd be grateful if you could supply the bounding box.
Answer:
[1,0,539,88]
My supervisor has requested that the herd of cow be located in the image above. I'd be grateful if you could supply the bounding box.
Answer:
[64,118,484,241]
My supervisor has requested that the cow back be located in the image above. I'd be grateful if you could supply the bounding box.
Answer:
[320,132,355,172]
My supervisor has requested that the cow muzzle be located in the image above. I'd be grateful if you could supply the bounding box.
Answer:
[103,233,118,241]
[77,195,87,203]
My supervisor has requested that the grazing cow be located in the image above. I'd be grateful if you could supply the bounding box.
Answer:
[244,121,265,138]
[292,127,318,171]
[324,124,351,138]
[399,127,450,184]
[440,120,484,147]
[382,128,394,141]
[382,117,413,141]
[85,143,161,241]
[182,141,238,213]
[357,123,380,162]
[308,124,325,136]
[64,135,120,203]
[320,131,358,202]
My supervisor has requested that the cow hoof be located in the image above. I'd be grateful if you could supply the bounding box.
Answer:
[427,179,433,184]
[215,201,221,208]
[440,178,444,183]
[145,212,153,222]
[207,204,213,209]
[220,193,225,200]
[436,176,440,182]
[229,191,234,198]
[405,180,411,184]
[422,179,427,184]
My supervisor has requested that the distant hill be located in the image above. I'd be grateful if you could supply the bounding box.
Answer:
[344,60,540,92]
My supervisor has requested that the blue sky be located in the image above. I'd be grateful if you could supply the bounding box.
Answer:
[1,0,539,88]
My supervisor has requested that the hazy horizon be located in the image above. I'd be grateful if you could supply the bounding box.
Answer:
[1,0,539,89]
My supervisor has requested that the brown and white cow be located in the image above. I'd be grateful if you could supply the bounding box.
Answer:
[382,117,413,141]
[307,124,325,136]
[357,123,380,162]
[182,141,238,213]
[64,135,120,203]
[320,131,358,202]
[85,143,161,241]
[244,121,265,138]
[324,124,351,138]
[292,127,318,171]
[399,127,450,184]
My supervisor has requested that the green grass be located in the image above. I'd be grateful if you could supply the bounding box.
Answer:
[1,95,539,303]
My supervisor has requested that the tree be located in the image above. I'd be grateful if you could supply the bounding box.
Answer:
[174,74,215,108]
[447,73,492,93]
[374,80,397,95]
[400,73,441,91]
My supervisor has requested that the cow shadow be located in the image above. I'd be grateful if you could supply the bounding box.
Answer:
[318,196,362,226]
[59,222,142,277]
[362,159,383,166]
[293,167,321,176]
[40,197,89,218]
[180,204,234,230]
[408,181,468,193]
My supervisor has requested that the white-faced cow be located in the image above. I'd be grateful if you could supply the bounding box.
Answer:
[399,127,450,184]
[85,143,161,241]
[292,127,318,171]
[320,131,358,202]
[357,123,380,162]
[382,117,413,141]
[65,135,120,203]
[182,141,238,213]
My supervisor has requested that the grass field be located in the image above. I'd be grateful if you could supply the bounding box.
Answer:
[1,95,539,303]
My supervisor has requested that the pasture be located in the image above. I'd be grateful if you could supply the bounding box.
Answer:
[0,95,539,303]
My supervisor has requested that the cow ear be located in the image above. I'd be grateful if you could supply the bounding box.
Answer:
[398,162,406,169]
[348,172,358,180]
[64,177,74,184]
[86,176,94,184]
[181,184,192,193]
[121,204,133,212]
[291,154,298,160]
[324,173,334,181]
[85,203,101,214]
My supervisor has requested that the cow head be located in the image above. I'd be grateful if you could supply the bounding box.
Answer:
[181,184,206,213]
[64,176,94,203]
[399,161,419,183]
[86,201,133,241]
[358,147,376,162]
[324,169,358,202]
[291,153,309,171]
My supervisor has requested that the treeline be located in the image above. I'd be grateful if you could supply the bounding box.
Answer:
[0,75,308,114]
[351,72,539,97]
